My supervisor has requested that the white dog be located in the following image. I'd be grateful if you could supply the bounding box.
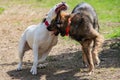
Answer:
[17,2,68,75]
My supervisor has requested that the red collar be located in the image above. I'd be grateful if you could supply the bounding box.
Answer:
[44,20,50,27]
[65,25,70,36]
[65,18,71,36]
[44,19,56,35]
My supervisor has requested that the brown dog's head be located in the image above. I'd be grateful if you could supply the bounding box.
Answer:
[47,11,71,36]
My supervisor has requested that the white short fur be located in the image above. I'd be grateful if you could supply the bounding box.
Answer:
[17,2,68,75]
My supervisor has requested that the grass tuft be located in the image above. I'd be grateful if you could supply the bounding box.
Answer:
[0,7,4,14]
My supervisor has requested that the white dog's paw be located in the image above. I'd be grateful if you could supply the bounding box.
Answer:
[17,63,22,71]
[30,66,37,75]
[38,63,48,69]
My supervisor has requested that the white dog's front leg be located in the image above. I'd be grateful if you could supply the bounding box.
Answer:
[30,44,39,75]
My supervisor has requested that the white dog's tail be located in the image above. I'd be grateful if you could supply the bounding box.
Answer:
[18,29,30,56]
[18,33,26,52]
[17,30,29,70]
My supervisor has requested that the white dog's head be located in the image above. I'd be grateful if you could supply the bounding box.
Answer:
[43,2,69,35]
[46,2,69,20]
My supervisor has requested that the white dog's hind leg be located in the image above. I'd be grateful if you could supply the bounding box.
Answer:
[17,50,25,71]
[17,35,26,71]
[30,44,39,75]
[38,53,49,68]
[38,48,52,68]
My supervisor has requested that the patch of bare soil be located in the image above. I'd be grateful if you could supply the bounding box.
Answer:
[0,5,120,80]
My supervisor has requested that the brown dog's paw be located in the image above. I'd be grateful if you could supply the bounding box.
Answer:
[38,63,48,69]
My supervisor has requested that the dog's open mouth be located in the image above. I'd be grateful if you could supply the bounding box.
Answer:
[55,2,68,13]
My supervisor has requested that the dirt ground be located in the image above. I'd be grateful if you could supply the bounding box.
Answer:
[0,5,120,80]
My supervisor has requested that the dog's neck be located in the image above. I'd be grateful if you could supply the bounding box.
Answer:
[44,19,50,27]
[64,14,75,36]
[43,14,55,27]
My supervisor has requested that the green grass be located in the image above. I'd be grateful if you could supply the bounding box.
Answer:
[104,27,120,39]
[0,7,4,14]
[33,0,120,23]
[100,22,120,39]
[0,0,120,39]
[0,0,119,22]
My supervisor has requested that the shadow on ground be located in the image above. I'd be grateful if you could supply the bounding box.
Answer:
[6,38,120,80]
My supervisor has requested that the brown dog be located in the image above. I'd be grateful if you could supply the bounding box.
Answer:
[47,2,104,75]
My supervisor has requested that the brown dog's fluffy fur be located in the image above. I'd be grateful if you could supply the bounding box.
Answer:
[47,3,104,75]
